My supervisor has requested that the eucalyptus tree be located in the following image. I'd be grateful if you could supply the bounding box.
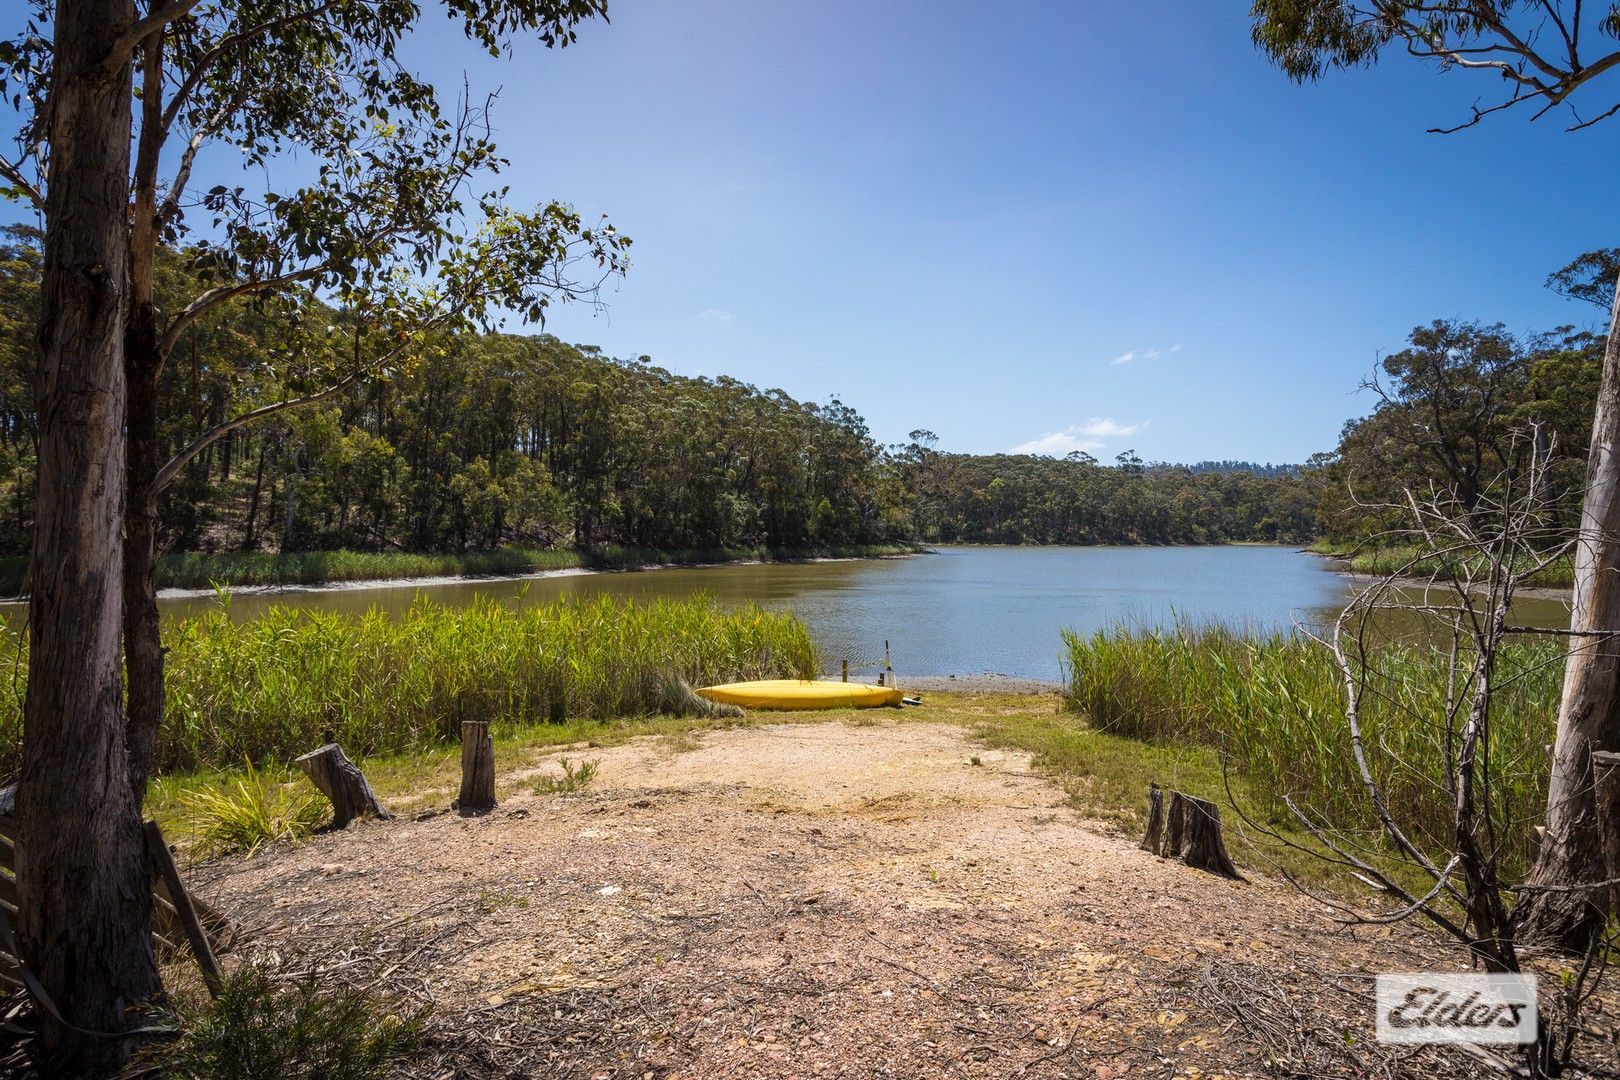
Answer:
[1,0,625,1067]
[1250,1,1620,950]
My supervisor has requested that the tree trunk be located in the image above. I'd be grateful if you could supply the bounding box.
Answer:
[18,0,161,1069]
[295,744,391,829]
[1140,782,1164,854]
[123,25,166,810]
[124,320,164,809]
[1142,787,1243,880]
[1591,750,1620,919]
[243,437,268,549]
[1516,271,1620,952]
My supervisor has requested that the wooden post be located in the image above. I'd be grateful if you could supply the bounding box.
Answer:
[295,743,391,829]
[841,660,849,683]
[144,821,223,998]
[1140,782,1164,854]
[458,721,497,816]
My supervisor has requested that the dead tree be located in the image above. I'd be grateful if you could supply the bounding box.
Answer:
[457,721,497,816]
[295,743,391,829]
[1235,432,1605,1076]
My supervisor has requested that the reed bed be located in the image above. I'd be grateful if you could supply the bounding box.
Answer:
[1314,543,1575,589]
[1062,624,1563,868]
[0,594,815,777]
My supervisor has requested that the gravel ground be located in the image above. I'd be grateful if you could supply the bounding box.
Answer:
[192,719,1600,1079]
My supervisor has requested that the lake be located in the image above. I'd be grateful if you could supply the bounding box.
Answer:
[89,544,1569,683]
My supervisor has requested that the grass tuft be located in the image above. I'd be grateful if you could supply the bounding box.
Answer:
[533,756,600,795]
[149,963,425,1080]
[179,759,326,856]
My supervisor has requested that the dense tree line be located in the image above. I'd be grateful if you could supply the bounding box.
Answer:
[1305,318,1607,544]
[890,437,1315,545]
[0,225,1318,557]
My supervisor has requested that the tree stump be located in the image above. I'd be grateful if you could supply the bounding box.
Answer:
[295,743,391,829]
[1140,782,1164,853]
[457,721,497,816]
[1142,786,1243,880]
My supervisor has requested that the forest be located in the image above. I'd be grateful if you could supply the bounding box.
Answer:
[1306,316,1610,547]
[0,225,1318,568]
[0,223,1608,567]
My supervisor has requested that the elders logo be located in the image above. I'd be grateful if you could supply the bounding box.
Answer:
[1375,973,1538,1045]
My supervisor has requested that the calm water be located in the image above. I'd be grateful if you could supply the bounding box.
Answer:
[49,544,1563,683]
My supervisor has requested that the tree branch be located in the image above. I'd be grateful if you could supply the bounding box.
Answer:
[156,361,377,493]
[158,0,344,135]
[107,0,207,71]
[158,266,324,357]
[0,156,43,211]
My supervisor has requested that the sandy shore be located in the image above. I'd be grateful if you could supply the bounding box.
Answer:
[900,674,1062,694]
[148,550,926,602]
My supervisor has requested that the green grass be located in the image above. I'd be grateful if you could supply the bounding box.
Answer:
[532,755,600,794]
[178,757,327,856]
[1061,624,1563,875]
[1308,540,1575,590]
[149,963,425,1080]
[0,594,816,780]
[0,543,923,595]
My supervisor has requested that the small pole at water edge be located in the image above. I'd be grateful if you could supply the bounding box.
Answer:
[841,659,849,682]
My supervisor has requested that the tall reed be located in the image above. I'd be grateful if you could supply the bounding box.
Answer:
[0,594,815,778]
[1061,624,1562,867]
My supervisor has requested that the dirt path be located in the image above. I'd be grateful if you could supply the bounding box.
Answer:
[194,719,1494,1078]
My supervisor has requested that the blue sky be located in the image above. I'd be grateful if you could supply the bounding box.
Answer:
[15,1,1619,464]
[409,0,1615,464]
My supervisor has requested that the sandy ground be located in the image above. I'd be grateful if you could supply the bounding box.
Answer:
[901,675,1062,694]
[193,720,1548,1078]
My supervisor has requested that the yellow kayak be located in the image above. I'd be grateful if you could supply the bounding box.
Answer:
[696,679,904,711]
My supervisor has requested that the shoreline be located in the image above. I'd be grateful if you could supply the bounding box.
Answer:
[137,548,928,603]
[1308,550,1575,604]
[898,674,1062,693]
[1334,569,1574,604]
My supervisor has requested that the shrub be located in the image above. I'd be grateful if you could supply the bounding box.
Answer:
[151,964,424,1080]
[534,756,600,794]
[180,759,326,856]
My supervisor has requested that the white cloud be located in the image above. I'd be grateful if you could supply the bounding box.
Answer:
[697,308,733,322]
[1009,431,1106,457]
[1009,417,1147,457]
[1110,343,1181,365]
[1076,417,1142,438]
